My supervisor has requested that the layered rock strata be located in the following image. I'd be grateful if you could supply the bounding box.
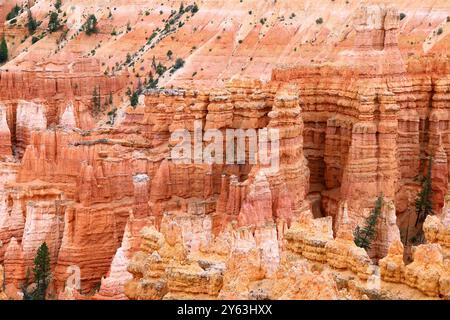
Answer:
[0,1,449,300]
[380,214,450,298]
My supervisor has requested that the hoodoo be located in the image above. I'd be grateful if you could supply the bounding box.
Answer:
[0,0,449,301]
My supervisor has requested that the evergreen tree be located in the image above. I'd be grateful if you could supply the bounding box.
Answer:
[415,157,433,227]
[126,53,132,64]
[0,38,8,64]
[174,58,185,70]
[191,3,199,14]
[409,156,434,244]
[26,9,38,34]
[147,72,158,89]
[84,15,98,35]
[6,4,21,21]
[354,195,384,250]
[156,62,166,76]
[55,0,62,10]
[130,91,139,107]
[48,11,60,33]
[32,242,51,300]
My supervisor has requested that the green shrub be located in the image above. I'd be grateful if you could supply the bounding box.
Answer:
[6,4,21,21]
[84,14,98,35]
[26,10,38,34]
[147,31,157,44]
[191,3,199,14]
[156,62,167,76]
[48,11,61,32]
[130,91,139,107]
[173,58,184,69]
[125,53,132,64]
[55,0,62,10]
[0,38,8,63]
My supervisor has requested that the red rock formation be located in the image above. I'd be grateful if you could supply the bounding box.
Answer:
[0,264,6,299]
[54,192,134,293]
[1,126,153,295]
[378,214,450,298]
[0,104,11,158]
[0,1,449,300]
[59,102,78,129]
[379,240,405,283]
[15,100,47,159]
[93,213,153,300]
[3,237,25,295]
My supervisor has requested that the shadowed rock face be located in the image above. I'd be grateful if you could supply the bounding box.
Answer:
[0,1,449,300]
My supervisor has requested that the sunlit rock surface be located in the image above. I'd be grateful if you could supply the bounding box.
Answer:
[0,1,449,300]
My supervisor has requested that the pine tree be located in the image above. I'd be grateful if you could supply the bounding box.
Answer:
[55,0,62,10]
[130,78,142,107]
[126,53,132,64]
[415,157,433,227]
[84,14,98,35]
[410,156,434,244]
[26,9,38,34]
[32,242,51,300]
[6,4,21,21]
[174,58,185,70]
[0,37,8,64]
[156,62,166,76]
[354,195,384,250]
[191,3,199,14]
[147,71,158,89]
[48,11,60,33]
[130,91,139,107]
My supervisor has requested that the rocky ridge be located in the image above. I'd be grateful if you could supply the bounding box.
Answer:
[0,1,449,300]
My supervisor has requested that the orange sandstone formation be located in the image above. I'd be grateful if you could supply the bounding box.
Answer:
[0,104,11,158]
[0,0,449,300]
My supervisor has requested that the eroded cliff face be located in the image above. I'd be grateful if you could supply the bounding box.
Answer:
[125,207,450,300]
[0,1,449,300]
[1,0,449,92]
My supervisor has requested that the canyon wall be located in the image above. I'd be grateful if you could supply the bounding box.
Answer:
[125,207,450,299]
[0,1,449,300]
[271,5,450,259]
